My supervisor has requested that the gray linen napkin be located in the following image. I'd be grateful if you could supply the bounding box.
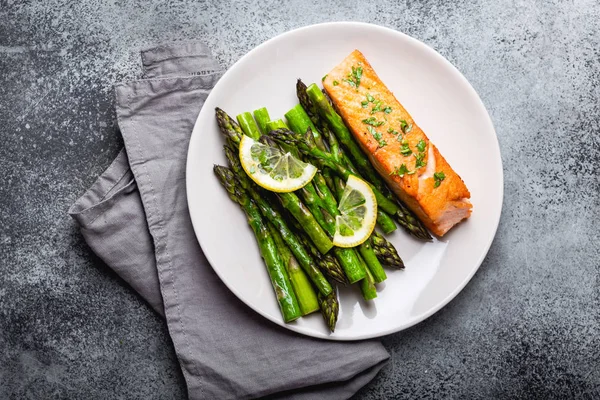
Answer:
[68,42,389,400]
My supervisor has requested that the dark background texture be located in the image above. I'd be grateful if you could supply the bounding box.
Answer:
[1,1,598,398]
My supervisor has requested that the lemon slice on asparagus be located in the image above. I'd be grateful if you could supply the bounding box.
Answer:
[239,135,317,193]
[333,175,378,248]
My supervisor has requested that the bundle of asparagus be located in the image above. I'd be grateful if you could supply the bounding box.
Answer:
[213,79,427,332]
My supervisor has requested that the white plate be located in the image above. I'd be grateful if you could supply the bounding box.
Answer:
[187,22,503,340]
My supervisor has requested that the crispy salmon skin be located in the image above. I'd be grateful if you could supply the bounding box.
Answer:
[322,50,472,236]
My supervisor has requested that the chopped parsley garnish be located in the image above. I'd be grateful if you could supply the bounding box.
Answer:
[333,80,339,86]
[397,135,404,142]
[249,166,256,174]
[367,126,387,148]
[414,152,427,168]
[371,99,392,114]
[387,127,400,136]
[371,99,383,114]
[416,139,426,153]
[322,74,328,82]
[434,171,446,188]
[362,117,385,127]
[400,119,413,133]
[344,65,363,89]
[362,93,391,114]
[400,141,412,156]
[390,164,410,177]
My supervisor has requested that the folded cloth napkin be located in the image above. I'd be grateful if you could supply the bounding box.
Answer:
[68,42,389,400]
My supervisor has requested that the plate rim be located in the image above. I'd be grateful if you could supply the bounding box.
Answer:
[186,21,504,341]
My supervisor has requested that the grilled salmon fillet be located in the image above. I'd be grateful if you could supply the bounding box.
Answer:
[322,50,472,236]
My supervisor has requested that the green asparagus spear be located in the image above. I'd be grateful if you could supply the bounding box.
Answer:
[286,101,340,197]
[332,175,345,204]
[305,84,431,240]
[322,170,337,197]
[214,166,301,322]
[318,288,339,332]
[264,194,333,291]
[312,173,339,218]
[284,104,327,151]
[298,181,335,231]
[296,79,322,129]
[262,120,305,161]
[215,108,333,255]
[321,126,345,168]
[376,211,398,235]
[236,112,261,140]
[253,193,333,294]
[371,231,405,269]
[298,79,358,173]
[358,254,378,301]
[358,238,387,283]
[392,200,432,239]
[277,191,333,255]
[224,145,333,296]
[216,107,245,145]
[265,118,289,132]
[292,224,348,285]
[267,221,319,315]
[285,104,318,140]
[253,107,270,135]
[332,247,365,283]
[298,80,358,169]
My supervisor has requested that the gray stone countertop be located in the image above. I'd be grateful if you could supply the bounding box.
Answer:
[1,1,599,399]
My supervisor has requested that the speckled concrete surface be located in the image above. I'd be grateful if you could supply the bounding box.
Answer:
[1,0,599,398]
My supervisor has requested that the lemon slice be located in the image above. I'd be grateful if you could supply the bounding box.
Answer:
[333,175,377,248]
[239,135,317,192]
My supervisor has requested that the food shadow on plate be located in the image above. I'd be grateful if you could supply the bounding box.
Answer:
[335,283,378,330]
[357,289,378,320]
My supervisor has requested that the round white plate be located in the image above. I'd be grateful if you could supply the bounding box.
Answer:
[187,22,503,340]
